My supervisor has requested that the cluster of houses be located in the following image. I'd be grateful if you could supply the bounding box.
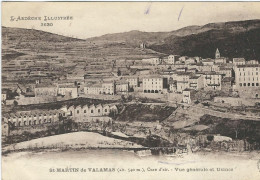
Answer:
[2,49,260,106]
[84,49,259,102]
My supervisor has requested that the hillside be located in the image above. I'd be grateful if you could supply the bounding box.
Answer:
[151,28,260,59]
[2,26,165,84]
[87,19,260,60]
[2,26,83,43]
[2,26,165,62]
[87,30,173,46]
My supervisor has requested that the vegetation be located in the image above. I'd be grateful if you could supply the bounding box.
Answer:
[116,104,176,122]
[199,114,260,144]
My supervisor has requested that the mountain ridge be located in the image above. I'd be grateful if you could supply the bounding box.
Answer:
[2,19,260,60]
[86,19,260,60]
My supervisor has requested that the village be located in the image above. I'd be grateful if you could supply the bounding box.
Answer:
[2,41,260,154]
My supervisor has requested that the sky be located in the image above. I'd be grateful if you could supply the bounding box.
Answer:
[2,2,260,39]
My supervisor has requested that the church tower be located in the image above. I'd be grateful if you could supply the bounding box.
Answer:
[215,48,220,59]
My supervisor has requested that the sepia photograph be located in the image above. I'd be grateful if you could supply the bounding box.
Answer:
[1,1,260,180]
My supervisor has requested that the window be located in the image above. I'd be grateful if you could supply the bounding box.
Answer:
[252,83,255,86]
[105,109,107,112]
[84,110,86,113]
[244,83,246,86]
[256,83,259,86]
[98,109,100,113]
[77,110,79,114]
[239,83,242,87]
[91,110,93,113]
[248,83,250,86]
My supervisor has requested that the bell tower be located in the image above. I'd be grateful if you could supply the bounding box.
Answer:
[215,48,220,59]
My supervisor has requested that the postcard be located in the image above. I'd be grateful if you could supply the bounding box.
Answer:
[1,2,260,180]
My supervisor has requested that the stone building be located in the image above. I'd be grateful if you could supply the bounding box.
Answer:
[58,85,78,98]
[143,76,164,93]
[35,84,57,97]
[234,64,260,99]
[2,109,63,127]
[202,72,222,91]
[115,81,129,94]
[233,58,246,66]
[61,104,118,122]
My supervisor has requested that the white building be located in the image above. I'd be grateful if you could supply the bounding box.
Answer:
[116,81,129,94]
[62,104,118,122]
[141,57,161,65]
[35,85,57,97]
[182,89,197,104]
[84,81,115,95]
[176,72,191,93]
[143,76,164,93]
[235,64,260,89]
[202,72,222,91]
[214,58,227,64]
[3,109,62,127]
[247,60,259,65]
[185,58,196,65]
[102,81,115,95]
[217,67,233,78]
[2,92,7,102]
[58,85,78,98]
[164,55,180,64]
[84,84,103,95]
[202,59,214,66]
[125,77,139,88]
[233,58,246,66]
[188,75,204,90]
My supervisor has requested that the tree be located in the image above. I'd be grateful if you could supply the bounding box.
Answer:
[207,135,214,141]
[117,69,121,76]
[121,95,126,103]
[127,95,133,102]
[13,100,18,106]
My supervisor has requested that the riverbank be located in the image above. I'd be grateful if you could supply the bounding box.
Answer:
[2,131,143,154]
